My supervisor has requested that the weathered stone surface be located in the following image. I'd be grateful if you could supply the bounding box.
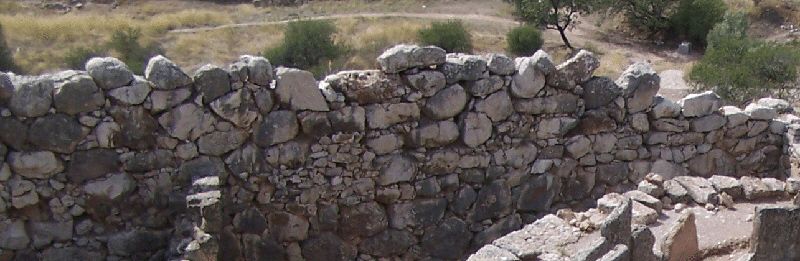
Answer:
[29,221,72,248]
[86,57,134,89]
[145,55,192,90]
[624,190,662,213]
[53,71,105,114]
[377,154,416,186]
[602,197,632,246]
[650,96,682,119]
[253,110,299,147]
[178,156,227,183]
[158,103,215,141]
[750,206,800,261]
[198,130,248,156]
[377,44,446,73]
[475,90,513,122]
[123,150,175,172]
[583,76,621,109]
[328,105,366,132]
[511,57,546,98]
[107,76,152,105]
[29,113,87,153]
[461,112,492,147]
[664,179,691,203]
[650,160,688,180]
[107,230,169,256]
[463,75,504,97]
[0,117,28,151]
[67,149,119,183]
[423,84,467,120]
[757,97,791,113]
[709,175,743,199]
[548,50,600,89]
[358,229,416,257]
[745,103,778,120]
[617,63,659,113]
[230,55,274,86]
[210,88,259,128]
[405,70,446,97]
[468,244,520,261]
[597,162,629,185]
[575,109,617,134]
[410,120,459,147]
[233,208,267,234]
[514,93,580,114]
[388,198,447,229]
[441,54,487,83]
[83,173,135,201]
[678,91,721,117]
[661,212,698,261]
[517,174,560,212]
[691,114,726,132]
[268,211,309,241]
[322,70,405,104]
[42,247,99,261]
[492,215,582,258]
[486,53,515,75]
[0,72,11,105]
[301,233,357,261]
[274,67,329,111]
[193,64,231,103]
[740,177,785,200]
[8,151,63,179]
[470,180,512,222]
[674,176,718,204]
[242,234,285,261]
[339,202,388,240]
[566,135,591,158]
[0,220,29,250]
[536,117,578,138]
[630,226,658,261]
[472,214,522,249]
[9,75,53,117]
[299,111,332,137]
[366,103,419,129]
[265,140,310,168]
[148,88,192,112]
[421,217,472,259]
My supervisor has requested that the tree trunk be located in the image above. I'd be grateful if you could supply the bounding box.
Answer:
[557,25,574,49]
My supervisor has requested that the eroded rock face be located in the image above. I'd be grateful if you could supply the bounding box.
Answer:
[9,75,54,117]
[274,67,330,111]
[145,55,192,90]
[86,57,134,89]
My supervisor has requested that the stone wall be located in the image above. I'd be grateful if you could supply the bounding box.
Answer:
[0,44,797,261]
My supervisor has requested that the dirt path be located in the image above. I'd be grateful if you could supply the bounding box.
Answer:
[168,12,521,34]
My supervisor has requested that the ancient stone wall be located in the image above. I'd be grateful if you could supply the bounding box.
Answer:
[0,44,797,260]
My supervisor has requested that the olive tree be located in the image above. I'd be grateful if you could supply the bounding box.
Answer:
[512,0,597,49]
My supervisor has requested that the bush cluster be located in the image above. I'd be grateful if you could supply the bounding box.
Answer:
[62,27,160,74]
[506,25,543,56]
[417,21,473,53]
[264,20,345,76]
[689,12,800,103]
[0,23,17,73]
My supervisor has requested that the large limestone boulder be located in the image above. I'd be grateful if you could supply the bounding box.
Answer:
[617,63,660,113]
[377,44,446,73]
[461,112,493,147]
[107,76,152,105]
[229,55,274,86]
[678,91,721,117]
[28,114,87,153]
[274,67,329,111]
[157,103,215,141]
[583,76,621,110]
[85,57,134,89]
[52,71,105,114]
[9,75,54,117]
[441,54,487,83]
[253,110,299,147]
[145,55,192,90]
[193,64,231,103]
[511,57,546,98]
[548,50,600,89]
[210,88,259,128]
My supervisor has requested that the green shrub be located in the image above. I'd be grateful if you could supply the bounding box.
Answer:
[108,27,161,74]
[706,12,749,49]
[669,0,727,45]
[690,35,800,103]
[507,25,544,56]
[64,46,107,70]
[0,22,16,73]
[418,20,473,53]
[264,20,344,74]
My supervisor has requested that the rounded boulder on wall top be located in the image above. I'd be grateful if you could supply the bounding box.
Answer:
[85,57,134,90]
[145,55,192,90]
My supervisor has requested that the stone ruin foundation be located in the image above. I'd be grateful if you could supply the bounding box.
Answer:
[1,44,800,261]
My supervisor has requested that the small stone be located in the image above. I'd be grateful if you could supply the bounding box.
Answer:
[83,173,135,201]
[107,76,152,105]
[423,84,467,120]
[8,151,64,179]
[193,64,231,103]
[678,91,721,117]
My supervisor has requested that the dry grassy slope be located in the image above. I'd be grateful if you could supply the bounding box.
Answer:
[1,0,795,78]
